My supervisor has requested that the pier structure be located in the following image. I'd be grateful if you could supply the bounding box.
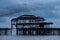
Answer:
[11,15,54,35]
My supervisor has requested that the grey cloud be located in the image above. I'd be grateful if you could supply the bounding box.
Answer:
[0,3,46,17]
[0,0,60,18]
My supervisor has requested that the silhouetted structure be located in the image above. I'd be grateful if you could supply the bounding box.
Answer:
[0,28,11,35]
[11,14,55,35]
[1,15,60,35]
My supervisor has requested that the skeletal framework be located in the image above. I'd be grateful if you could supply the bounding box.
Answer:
[0,14,60,35]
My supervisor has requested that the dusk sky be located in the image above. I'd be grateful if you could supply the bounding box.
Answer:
[0,0,60,28]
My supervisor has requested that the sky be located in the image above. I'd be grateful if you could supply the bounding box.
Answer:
[0,0,60,28]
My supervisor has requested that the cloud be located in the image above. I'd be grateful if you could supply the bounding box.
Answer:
[0,0,60,17]
[0,0,60,28]
[0,17,7,23]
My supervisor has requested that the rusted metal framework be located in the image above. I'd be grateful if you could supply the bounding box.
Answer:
[11,15,54,35]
